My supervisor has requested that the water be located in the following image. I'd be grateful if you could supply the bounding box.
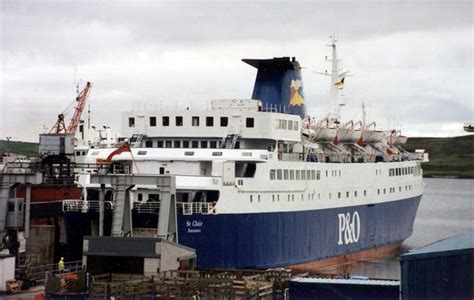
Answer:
[318,178,474,279]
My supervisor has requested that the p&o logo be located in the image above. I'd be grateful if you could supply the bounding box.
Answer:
[338,211,361,245]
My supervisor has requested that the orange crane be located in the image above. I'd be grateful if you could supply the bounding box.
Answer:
[50,81,92,134]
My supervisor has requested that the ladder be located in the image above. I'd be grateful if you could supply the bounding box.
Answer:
[129,134,144,147]
[221,134,240,149]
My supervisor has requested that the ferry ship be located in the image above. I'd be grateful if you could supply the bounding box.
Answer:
[63,38,427,269]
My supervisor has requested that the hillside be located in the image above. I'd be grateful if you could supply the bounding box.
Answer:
[0,140,39,157]
[404,135,474,178]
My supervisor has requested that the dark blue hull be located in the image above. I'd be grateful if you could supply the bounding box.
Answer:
[63,196,421,268]
[177,196,421,268]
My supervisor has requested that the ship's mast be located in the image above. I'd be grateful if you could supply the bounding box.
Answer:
[328,36,342,121]
[314,36,349,124]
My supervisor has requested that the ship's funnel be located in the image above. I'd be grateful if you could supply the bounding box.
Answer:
[243,57,307,118]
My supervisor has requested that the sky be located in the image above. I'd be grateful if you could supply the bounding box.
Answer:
[1,0,472,142]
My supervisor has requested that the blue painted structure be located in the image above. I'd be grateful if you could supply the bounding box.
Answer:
[288,277,400,300]
[400,232,474,300]
[243,57,307,118]
[177,196,421,269]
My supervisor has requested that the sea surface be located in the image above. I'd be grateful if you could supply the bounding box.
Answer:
[318,178,474,280]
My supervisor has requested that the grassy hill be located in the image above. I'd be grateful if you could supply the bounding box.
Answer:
[404,135,474,178]
[0,140,39,157]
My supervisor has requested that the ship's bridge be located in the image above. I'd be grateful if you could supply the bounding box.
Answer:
[121,99,302,149]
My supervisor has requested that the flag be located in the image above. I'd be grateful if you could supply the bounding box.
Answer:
[334,76,345,87]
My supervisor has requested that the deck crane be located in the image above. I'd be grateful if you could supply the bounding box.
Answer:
[50,81,93,135]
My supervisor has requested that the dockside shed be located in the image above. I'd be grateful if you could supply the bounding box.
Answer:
[288,277,400,300]
[400,232,474,300]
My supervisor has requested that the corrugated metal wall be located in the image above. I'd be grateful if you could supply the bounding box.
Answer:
[288,281,400,300]
[401,252,474,299]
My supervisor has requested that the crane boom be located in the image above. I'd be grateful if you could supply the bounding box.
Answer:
[66,81,92,134]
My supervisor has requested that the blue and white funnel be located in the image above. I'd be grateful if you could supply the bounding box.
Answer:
[243,57,307,119]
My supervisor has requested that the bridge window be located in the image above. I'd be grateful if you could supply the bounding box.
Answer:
[301,170,306,180]
[165,141,172,148]
[270,169,276,180]
[128,117,135,127]
[290,170,295,180]
[246,118,254,128]
[277,169,282,180]
[145,141,153,148]
[162,116,170,126]
[200,141,208,148]
[288,120,293,130]
[316,170,321,180]
[192,116,200,126]
[176,116,183,126]
[296,170,300,180]
[294,122,299,130]
[206,116,214,127]
[210,141,217,148]
[150,117,156,127]
[174,141,181,148]
[346,191,349,198]
[183,141,189,148]
[220,117,228,127]
[192,141,199,148]
[283,169,289,180]
[157,141,164,148]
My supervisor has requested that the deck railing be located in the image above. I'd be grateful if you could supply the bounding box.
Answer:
[62,200,114,212]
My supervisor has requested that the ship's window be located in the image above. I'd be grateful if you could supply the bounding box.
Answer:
[165,141,172,148]
[137,151,147,155]
[339,170,341,177]
[284,169,289,180]
[128,117,135,127]
[318,193,320,200]
[157,141,164,148]
[192,116,200,126]
[326,170,328,177]
[183,141,189,148]
[150,117,156,127]
[329,193,332,199]
[76,151,81,156]
[295,122,299,130]
[288,120,293,130]
[346,191,349,198]
[212,151,223,156]
[235,141,240,149]
[246,118,254,128]
[278,119,282,129]
[272,195,275,202]
[282,120,287,129]
[206,116,214,127]
[383,188,386,194]
[149,194,160,202]
[250,195,253,203]
[159,167,165,174]
[277,194,280,201]
[258,195,260,202]
[220,117,228,127]
[311,170,316,180]
[277,169,282,180]
[238,179,243,185]
[307,170,311,180]
[411,166,414,174]
[292,194,295,201]
[316,170,321,180]
[210,141,217,148]
[354,191,357,197]
[137,193,143,201]
[192,141,199,148]
[162,116,170,126]
[185,151,194,156]
[290,170,295,180]
[296,170,300,180]
[364,190,367,196]
[301,170,306,180]
[176,116,183,126]
[200,141,208,148]
[399,186,402,192]
[82,151,86,156]
[145,140,153,148]
[270,169,276,180]
[338,192,341,199]
[174,141,181,148]
[377,189,380,195]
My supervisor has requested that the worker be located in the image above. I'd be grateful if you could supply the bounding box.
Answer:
[58,257,65,273]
